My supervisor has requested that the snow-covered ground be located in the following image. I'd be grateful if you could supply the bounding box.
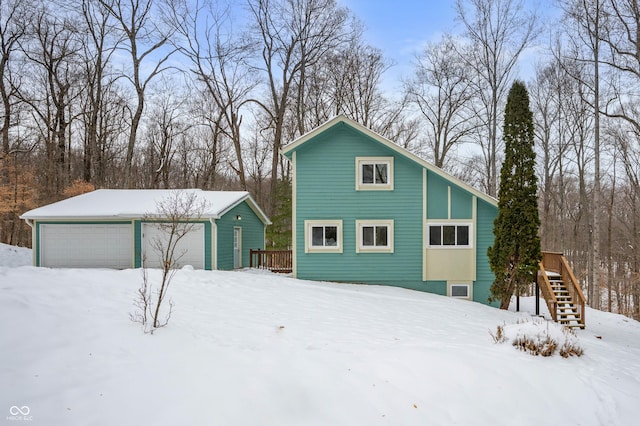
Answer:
[1,243,640,425]
[0,243,31,268]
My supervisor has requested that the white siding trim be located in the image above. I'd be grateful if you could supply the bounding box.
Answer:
[292,152,297,277]
[423,169,427,281]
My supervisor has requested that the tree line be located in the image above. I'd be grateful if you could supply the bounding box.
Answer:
[0,0,638,319]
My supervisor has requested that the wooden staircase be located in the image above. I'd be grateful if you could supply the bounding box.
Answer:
[537,252,586,329]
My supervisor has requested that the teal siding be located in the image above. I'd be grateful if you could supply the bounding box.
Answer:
[474,199,498,306]
[204,221,212,270]
[35,221,40,266]
[288,119,498,306]
[295,123,423,285]
[450,185,473,219]
[134,220,142,268]
[425,280,447,296]
[216,201,265,270]
[426,172,449,219]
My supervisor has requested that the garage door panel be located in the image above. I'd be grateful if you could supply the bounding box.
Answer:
[40,224,132,269]
[142,223,204,269]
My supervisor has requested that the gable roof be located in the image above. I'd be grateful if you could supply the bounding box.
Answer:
[281,115,498,207]
[21,189,271,224]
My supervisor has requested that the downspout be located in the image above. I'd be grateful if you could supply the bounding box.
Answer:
[24,219,35,266]
[210,218,217,270]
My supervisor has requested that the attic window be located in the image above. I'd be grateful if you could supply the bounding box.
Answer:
[356,157,394,190]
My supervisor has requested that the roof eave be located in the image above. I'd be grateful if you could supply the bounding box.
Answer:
[20,214,220,221]
[216,193,272,226]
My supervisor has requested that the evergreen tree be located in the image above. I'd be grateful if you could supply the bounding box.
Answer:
[266,178,292,249]
[488,81,541,309]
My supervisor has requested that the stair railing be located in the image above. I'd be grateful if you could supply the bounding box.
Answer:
[540,251,586,327]
[537,261,558,322]
[558,254,586,326]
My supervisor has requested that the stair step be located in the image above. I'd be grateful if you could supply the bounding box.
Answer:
[560,322,584,327]
[559,315,581,320]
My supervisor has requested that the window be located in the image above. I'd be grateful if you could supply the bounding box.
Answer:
[448,283,471,300]
[305,220,343,253]
[357,220,394,253]
[428,224,472,248]
[356,157,394,190]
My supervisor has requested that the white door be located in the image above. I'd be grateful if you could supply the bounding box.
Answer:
[233,227,242,269]
[142,223,205,269]
[40,224,132,268]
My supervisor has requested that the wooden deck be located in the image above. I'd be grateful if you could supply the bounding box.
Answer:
[249,249,293,273]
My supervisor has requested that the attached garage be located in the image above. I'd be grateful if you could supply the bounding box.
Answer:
[39,223,132,268]
[21,189,270,270]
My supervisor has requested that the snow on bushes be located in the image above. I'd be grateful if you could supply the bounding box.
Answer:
[491,317,584,357]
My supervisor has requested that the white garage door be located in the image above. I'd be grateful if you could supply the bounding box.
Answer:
[142,223,205,269]
[40,224,132,268]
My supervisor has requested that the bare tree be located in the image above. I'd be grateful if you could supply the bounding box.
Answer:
[530,58,573,250]
[560,0,607,307]
[455,0,539,196]
[298,27,401,139]
[144,79,190,188]
[98,0,177,187]
[19,7,84,196]
[405,35,478,169]
[76,0,119,183]
[247,0,351,213]
[171,0,256,190]
[0,0,30,156]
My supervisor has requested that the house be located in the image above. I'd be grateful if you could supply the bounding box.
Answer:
[281,116,499,305]
[20,189,270,270]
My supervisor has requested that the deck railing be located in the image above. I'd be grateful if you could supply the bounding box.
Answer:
[249,249,292,273]
[539,251,586,327]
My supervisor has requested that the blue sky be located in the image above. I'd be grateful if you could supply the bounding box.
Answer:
[341,0,559,88]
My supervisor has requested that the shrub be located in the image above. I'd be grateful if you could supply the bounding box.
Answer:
[490,317,584,358]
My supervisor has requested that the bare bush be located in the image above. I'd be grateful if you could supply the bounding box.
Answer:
[489,323,506,343]
[491,318,584,358]
[131,191,208,333]
[512,334,558,356]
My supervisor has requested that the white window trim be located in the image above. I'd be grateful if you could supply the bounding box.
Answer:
[426,222,473,248]
[448,282,472,300]
[304,220,343,253]
[356,156,394,191]
[356,220,394,253]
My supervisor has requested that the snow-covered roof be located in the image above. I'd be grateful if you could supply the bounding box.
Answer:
[21,189,271,224]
